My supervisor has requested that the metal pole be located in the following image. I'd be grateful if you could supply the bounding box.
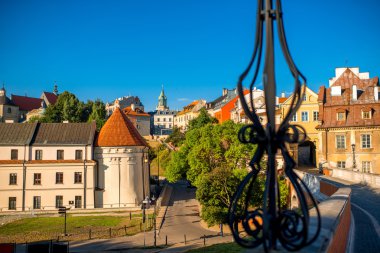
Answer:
[64,212,67,236]
[154,204,157,247]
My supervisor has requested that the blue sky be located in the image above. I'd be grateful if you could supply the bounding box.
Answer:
[1,0,379,111]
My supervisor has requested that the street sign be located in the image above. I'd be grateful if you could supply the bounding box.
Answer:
[58,206,70,235]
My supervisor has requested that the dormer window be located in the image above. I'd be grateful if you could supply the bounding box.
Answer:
[361,107,371,119]
[337,112,345,121]
[362,111,371,119]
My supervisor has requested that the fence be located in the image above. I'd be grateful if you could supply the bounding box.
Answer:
[0,216,154,244]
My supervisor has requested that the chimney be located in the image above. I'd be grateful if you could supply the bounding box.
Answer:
[281,92,286,98]
[352,85,357,101]
[222,88,228,96]
[375,86,379,101]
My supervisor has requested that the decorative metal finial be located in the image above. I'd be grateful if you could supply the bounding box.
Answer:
[228,0,321,252]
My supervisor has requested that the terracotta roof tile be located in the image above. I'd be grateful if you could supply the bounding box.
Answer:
[42,92,58,105]
[11,95,43,111]
[123,106,150,117]
[95,107,147,147]
[278,97,288,104]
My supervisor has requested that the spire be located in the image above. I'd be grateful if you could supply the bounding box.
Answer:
[157,84,168,110]
[53,82,58,95]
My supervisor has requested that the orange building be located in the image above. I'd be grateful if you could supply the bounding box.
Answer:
[214,89,250,123]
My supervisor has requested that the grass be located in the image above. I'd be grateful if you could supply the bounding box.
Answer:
[186,243,244,253]
[0,214,153,243]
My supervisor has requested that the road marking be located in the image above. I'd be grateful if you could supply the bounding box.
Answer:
[351,202,380,238]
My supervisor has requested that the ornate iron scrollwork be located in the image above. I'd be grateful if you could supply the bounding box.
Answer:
[228,0,321,251]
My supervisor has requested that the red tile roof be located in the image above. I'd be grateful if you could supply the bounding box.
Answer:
[123,106,150,117]
[278,97,288,104]
[11,95,43,111]
[95,107,147,147]
[42,92,58,105]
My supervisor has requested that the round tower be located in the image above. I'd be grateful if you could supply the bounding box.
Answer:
[94,107,149,208]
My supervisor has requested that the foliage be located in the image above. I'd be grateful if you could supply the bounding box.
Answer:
[165,127,185,147]
[87,99,107,130]
[188,107,218,131]
[28,91,107,130]
[197,167,247,225]
[150,144,171,176]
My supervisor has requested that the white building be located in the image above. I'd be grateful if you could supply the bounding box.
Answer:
[0,108,149,212]
[152,86,178,136]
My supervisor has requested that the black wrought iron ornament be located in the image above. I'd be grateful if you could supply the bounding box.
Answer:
[228,0,321,252]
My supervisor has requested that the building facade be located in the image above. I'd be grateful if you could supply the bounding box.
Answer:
[0,108,149,212]
[152,87,178,136]
[174,100,206,131]
[280,86,320,167]
[0,87,19,123]
[106,96,144,117]
[123,104,151,137]
[317,67,380,174]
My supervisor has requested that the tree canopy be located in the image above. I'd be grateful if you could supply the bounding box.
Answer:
[29,91,106,130]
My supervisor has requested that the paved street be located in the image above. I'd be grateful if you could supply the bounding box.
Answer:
[62,181,231,252]
[321,177,380,253]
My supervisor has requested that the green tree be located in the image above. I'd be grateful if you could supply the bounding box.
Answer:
[188,108,218,130]
[87,99,106,130]
[165,127,185,147]
[43,91,83,123]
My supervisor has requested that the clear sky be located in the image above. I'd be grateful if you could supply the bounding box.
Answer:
[1,0,379,111]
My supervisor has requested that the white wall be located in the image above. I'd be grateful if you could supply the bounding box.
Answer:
[0,162,95,211]
[94,146,149,208]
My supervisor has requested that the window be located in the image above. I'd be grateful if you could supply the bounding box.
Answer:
[75,196,82,208]
[163,118,166,122]
[75,150,83,160]
[34,173,41,185]
[302,94,307,101]
[361,134,371,148]
[157,118,160,122]
[337,112,345,121]
[362,161,371,173]
[336,135,346,149]
[57,150,64,160]
[74,172,82,184]
[169,118,172,122]
[291,114,297,122]
[33,196,41,209]
[56,172,63,184]
[35,150,43,160]
[11,149,18,160]
[169,124,172,128]
[313,111,319,121]
[7,107,11,113]
[337,161,346,169]
[301,111,309,122]
[362,111,371,119]
[55,196,63,208]
[8,197,16,210]
[9,173,17,185]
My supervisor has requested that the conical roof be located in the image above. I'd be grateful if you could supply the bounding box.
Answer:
[95,107,147,147]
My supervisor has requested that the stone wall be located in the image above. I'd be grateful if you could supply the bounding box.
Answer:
[330,168,380,188]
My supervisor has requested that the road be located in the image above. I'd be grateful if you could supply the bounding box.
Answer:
[62,181,231,252]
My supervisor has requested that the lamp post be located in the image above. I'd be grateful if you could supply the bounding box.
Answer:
[151,195,157,247]
[351,144,356,171]
[157,148,160,196]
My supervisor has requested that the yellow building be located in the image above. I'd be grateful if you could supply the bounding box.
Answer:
[279,86,319,167]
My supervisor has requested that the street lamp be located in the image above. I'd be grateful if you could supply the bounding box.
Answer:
[351,144,356,171]
[151,195,157,247]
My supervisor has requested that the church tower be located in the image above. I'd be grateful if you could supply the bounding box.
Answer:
[156,85,168,111]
